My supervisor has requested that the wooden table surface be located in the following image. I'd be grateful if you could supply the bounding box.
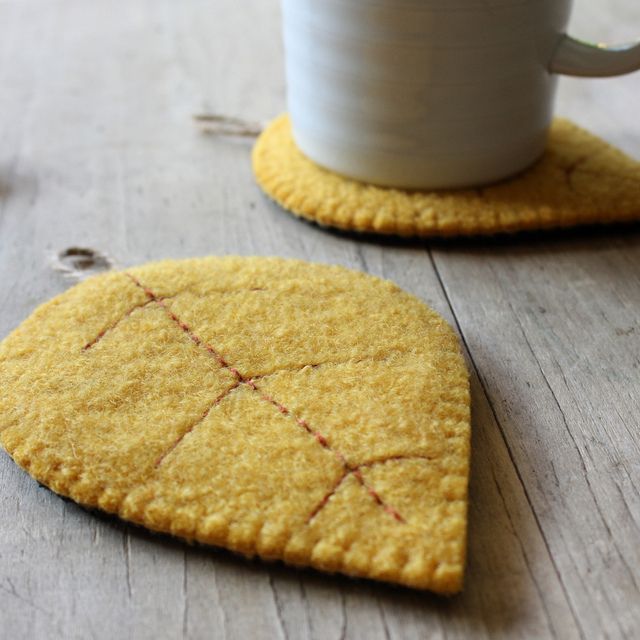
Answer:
[1,1,639,638]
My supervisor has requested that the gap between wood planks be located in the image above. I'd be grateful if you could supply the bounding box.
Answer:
[425,248,585,639]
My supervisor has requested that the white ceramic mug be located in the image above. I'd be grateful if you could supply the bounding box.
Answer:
[282,0,640,190]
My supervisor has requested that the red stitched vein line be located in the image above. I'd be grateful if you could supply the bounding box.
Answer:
[123,272,407,524]
[126,273,243,379]
[352,468,403,521]
[82,298,166,350]
[358,454,435,469]
[244,381,409,523]
[307,471,350,522]
[306,463,415,524]
[244,379,347,463]
[304,454,435,524]
[154,379,242,467]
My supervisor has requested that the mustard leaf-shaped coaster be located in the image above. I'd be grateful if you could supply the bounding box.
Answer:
[253,114,640,237]
[0,257,470,593]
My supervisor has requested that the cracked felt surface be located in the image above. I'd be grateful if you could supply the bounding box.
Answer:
[252,114,640,237]
[0,256,470,594]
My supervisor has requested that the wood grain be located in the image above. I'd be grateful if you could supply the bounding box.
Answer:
[0,0,638,638]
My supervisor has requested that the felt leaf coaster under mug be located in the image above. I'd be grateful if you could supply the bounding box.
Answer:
[0,257,470,594]
[252,114,640,238]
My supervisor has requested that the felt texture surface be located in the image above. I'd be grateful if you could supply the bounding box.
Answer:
[0,257,470,593]
[252,114,640,237]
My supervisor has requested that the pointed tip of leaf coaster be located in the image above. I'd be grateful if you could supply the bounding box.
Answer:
[252,114,640,238]
[0,256,470,594]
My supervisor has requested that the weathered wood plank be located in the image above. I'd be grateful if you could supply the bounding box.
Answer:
[430,232,640,638]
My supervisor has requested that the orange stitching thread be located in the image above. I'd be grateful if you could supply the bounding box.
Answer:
[87,273,411,525]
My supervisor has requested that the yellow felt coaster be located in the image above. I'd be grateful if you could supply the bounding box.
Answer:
[0,257,470,594]
[252,114,640,237]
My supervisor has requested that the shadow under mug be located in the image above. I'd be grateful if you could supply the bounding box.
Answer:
[282,0,640,190]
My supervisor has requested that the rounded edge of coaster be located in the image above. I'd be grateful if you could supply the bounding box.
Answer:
[252,114,640,238]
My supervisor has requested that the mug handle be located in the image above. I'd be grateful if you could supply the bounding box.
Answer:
[550,35,640,77]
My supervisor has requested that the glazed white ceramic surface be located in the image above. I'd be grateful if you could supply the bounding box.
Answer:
[282,0,640,189]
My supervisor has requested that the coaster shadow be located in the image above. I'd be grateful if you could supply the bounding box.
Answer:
[0,177,10,201]
[294,209,640,253]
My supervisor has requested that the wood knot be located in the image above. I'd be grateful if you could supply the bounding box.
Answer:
[52,247,115,281]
